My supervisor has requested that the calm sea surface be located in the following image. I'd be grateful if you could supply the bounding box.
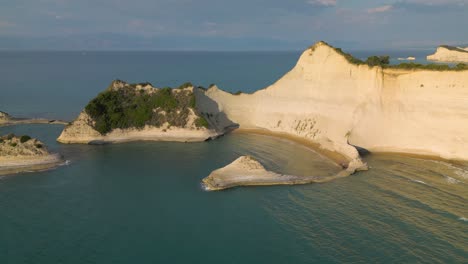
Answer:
[0,51,466,263]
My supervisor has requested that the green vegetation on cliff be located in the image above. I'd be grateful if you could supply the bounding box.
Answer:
[85,83,208,135]
[314,41,468,71]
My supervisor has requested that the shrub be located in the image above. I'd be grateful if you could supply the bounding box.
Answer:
[195,117,209,128]
[456,63,468,70]
[178,82,193,89]
[20,135,31,143]
[0,138,4,143]
[333,48,364,65]
[189,95,196,108]
[84,84,206,135]
[10,142,17,147]
[365,56,390,66]
[233,91,243,95]
[35,143,43,149]
[7,133,14,140]
[316,41,468,71]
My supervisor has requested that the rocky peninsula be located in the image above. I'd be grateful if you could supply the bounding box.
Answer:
[0,134,64,175]
[427,45,468,63]
[0,111,68,127]
[57,81,232,144]
[199,41,468,175]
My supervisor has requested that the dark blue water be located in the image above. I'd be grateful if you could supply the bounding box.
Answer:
[0,51,467,263]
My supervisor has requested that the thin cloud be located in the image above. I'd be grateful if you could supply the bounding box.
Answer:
[367,5,393,13]
[0,20,14,28]
[307,0,337,7]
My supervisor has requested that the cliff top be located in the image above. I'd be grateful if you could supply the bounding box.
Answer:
[438,45,468,54]
[308,41,468,71]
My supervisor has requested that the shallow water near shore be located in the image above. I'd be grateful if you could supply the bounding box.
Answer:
[0,124,467,263]
[0,51,467,263]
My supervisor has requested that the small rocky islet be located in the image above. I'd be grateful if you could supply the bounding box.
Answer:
[0,134,64,175]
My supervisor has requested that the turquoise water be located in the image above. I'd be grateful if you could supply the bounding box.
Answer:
[0,51,467,263]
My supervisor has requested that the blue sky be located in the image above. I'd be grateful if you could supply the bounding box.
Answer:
[0,0,467,50]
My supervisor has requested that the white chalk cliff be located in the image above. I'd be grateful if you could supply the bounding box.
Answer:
[197,41,468,171]
[427,45,468,63]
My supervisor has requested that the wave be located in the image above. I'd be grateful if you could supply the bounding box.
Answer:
[434,160,468,179]
[59,160,71,167]
[445,176,461,184]
[454,169,468,179]
[410,179,428,185]
[459,217,468,222]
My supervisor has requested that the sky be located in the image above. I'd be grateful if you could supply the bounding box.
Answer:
[0,0,467,50]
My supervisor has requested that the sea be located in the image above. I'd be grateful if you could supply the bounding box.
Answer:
[0,49,466,263]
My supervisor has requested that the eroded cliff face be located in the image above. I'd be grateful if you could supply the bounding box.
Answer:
[200,42,468,165]
[427,46,468,63]
[0,111,11,123]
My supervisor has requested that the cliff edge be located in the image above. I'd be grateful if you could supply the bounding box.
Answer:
[427,45,468,63]
[200,41,468,170]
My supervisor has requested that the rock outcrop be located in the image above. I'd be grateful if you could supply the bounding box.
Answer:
[198,41,468,173]
[427,45,468,63]
[0,134,64,175]
[202,156,361,191]
[58,80,231,144]
[0,111,11,122]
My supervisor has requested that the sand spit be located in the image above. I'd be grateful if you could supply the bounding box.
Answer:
[0,154,64,175]
[0,111,69,127]
[0,118,69,127]
[202,156,366,191]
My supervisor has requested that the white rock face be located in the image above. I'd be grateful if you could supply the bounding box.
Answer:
[202,155,359,191]
[427,46,468,63]
[0,111,11,122]
[200,41,468,165]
